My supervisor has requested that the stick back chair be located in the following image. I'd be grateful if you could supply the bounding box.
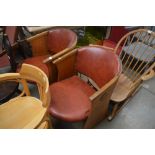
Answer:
[0,64,51,129]
[108,29,155,120]
[48,46,121,128]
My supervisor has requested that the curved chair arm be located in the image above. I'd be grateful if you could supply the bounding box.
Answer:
[0,73,30,97]
[0,51,6,57]
[43,48,71,64]
[141,69,155,81]
[89,44,115,52]
[90,76,119,101]
[27,31,48,42]
[0,73,20,82]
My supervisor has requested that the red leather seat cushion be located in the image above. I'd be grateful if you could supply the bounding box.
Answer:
[0,54,10,67]
[49,75,95,122]
[102,40,122,55]
[21,55,49,78]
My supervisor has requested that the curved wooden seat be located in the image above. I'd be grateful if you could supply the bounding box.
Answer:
[111,74,133,102]
[0,96,46,129]
[0,64,51,129]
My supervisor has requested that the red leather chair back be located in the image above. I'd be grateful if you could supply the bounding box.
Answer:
[5,26,19,45]
[47,28,77,54]
[75,46,121,88]
[0,27,18,69]
[108,26,129,43]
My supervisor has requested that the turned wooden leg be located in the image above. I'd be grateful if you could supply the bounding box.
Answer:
[108,103,118,121]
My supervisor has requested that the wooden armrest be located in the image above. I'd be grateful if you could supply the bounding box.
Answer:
[0,51,6,57]
[102,46,115,51]
[27,26,54,34]
[89,44,115,51]
[43,48,70,64]
[53,49,77,81]
[27,31,48,42]
[90,76,118,101]
[141,69,155,81]
[0,73,20,82]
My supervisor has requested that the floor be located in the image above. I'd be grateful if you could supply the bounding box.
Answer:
[95,77,155,129]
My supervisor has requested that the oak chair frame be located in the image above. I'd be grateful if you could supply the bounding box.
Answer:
[0,64,51,129]
[108,29,155,120]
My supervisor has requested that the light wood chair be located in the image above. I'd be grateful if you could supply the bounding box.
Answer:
[0,64,51,129]
[107,29,155,120]
[48,46,121,128]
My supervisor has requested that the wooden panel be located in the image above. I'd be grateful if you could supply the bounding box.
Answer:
[53,49,77,81]
[27,32,49,56]
[83,76,118,128]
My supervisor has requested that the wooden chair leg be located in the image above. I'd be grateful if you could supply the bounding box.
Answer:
[36,114,52,129]
[108,103,118,121]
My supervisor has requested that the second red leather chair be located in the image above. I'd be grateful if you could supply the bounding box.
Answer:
[48,46,122,128]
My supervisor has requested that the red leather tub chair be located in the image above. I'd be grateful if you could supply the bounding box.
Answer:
[48,46,122,128]
[18,28,77,81]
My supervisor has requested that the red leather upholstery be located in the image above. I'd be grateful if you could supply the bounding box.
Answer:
[0,27,18,68]
[47,28,77,54]
[17,28,77,79]
[108,26,129,43]
[75,46,121,88]
[5,26,19,45]
[102,40,117,49]
[49,76,95,121]
[102,40,122,55]
[0,54,10,68]
[96,27,129,55]
[22,55,49,78]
